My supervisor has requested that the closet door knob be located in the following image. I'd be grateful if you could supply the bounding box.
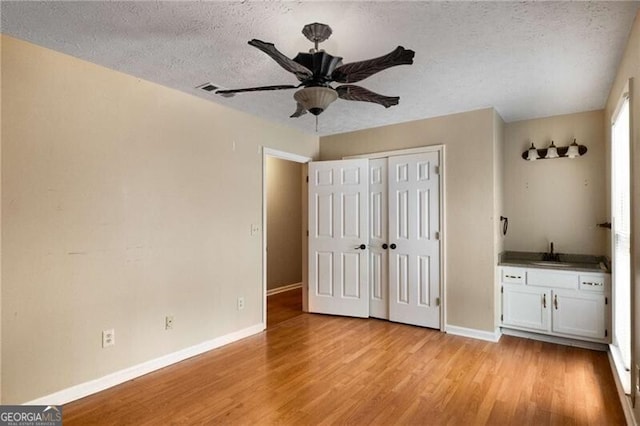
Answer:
[355,244,366,250]
[390,243,397,250]
[382,243,388,249]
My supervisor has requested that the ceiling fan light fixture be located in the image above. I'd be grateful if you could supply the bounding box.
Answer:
[294,87,338,116]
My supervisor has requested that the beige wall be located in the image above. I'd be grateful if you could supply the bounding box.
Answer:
[320,108,500,332]
[0,35,319,403]
[0,34,3,402]
[493,111,505,326]
[503,110,607,255]
[604,11,640,420]
[266,157,302,290]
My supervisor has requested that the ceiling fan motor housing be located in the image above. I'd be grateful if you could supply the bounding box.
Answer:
[293,51,343,87]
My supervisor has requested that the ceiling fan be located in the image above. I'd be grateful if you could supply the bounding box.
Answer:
[216,23,415,119]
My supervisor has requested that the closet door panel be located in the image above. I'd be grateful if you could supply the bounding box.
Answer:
[388,152,441,329]
[369,158,388,319]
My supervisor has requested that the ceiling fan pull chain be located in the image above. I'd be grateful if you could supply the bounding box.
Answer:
[315,115,318,133]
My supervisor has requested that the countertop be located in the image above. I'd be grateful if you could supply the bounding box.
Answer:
[498,251,610,273]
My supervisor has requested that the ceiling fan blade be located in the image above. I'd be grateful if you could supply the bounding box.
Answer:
[248,39,313,81]
[336,85,399,108]
[216,84,298,97]
[290,102,308,118]
[332,46,415,84]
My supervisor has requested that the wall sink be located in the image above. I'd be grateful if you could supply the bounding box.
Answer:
[499,251,609,273]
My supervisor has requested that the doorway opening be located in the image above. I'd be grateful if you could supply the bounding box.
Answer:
[262,149,311,328]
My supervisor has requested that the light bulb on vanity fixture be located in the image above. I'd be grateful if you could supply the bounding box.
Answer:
[545,140,559,159]
[567,139,580,159]
[527,142,539,161]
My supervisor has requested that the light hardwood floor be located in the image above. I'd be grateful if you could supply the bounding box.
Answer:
[267,287,303,328]
[64,297,625,425]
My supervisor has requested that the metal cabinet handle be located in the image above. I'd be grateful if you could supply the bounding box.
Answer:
[554,294,558,310]
[543,294,546,308]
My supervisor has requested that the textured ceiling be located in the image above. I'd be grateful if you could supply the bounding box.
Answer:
[2,1,639,136]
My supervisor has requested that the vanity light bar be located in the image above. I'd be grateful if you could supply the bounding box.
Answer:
[522,139,587,161]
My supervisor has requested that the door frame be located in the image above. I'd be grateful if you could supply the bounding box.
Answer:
[262,148,312,328]
[344,144,446,331]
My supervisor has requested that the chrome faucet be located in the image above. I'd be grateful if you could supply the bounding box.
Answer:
[543,242,561,262]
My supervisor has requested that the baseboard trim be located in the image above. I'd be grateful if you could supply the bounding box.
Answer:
[267,282,302,296]
[26,323,265,406]
[445,325,502,343]
[500,328,608,351]
[607,349,637,426]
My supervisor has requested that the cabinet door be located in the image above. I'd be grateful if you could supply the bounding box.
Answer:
[552,290,607,340]
[502,284,550,332]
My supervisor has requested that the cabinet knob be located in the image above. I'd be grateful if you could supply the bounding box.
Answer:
[382,243,388,249]
[389,243,397,250]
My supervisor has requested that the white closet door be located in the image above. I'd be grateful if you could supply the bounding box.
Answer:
[308,159,369,318]
[369,159,389,319]
[388,152,441,328]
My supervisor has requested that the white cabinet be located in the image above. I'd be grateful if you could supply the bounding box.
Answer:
[499,266,610,343]
[551,290,607,340]
[502,284,550,332]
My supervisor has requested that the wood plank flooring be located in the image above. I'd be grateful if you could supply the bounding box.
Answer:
[267,287,303,328]
[64,304,625,425]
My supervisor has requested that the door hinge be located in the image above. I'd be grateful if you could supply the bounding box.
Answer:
[435,231,440,240]
[501,314,503,322]
[306,230,309,237]
[435,297,440,306]
[434,165,440,175]
[306,176,309,183]
[605,329,608,337]
[605,297,608,305]
[501,286,503,294]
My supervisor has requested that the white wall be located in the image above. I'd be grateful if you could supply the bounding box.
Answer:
[503,110,607,255]
[1,35,319,403]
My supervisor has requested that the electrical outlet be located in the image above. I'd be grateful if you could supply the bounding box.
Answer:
[102,329,115,348]
[165,316,174,330]
[237,296,245,310]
